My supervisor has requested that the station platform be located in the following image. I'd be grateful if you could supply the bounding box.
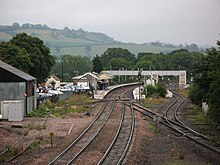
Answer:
[94,86,115,99]
[94,82,173,100]
[94,83,140,100]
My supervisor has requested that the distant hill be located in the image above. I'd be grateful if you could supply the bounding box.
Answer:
[0,23,203,57]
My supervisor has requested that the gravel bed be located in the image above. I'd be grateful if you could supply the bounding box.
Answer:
[125,99,220,165]
[3,102,103,165]
[1,99,220,164]
[74,102,122,164]
[0,127,23,153]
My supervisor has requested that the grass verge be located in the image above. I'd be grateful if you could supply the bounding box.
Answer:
[29,93,94,117]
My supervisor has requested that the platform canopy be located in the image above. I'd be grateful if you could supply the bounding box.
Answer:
[98,72,114,80]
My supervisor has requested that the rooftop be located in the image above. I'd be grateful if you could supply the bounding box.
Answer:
[0,60,36,82]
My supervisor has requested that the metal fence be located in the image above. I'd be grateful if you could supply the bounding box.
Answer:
[37,91,74,108]
[58,91,73,101]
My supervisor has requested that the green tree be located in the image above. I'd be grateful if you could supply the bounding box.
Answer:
[206,44,220,123]
[189,40,220,123]
[144,83,167,98]
[144,84,156,97]
[0,42,32,73]
[189,84,205,105]
[52,55,92,81]
[1,33,55,82]
[189,53,210,105]
[108,58,131,70]
[92,55,103,73]
[7,33,55,82]
[134,60,153,70]
[156,83,167,98]
[99,48,136,70]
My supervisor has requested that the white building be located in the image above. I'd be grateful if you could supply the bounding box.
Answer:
[145,77,156,86]
[45,75,60,89]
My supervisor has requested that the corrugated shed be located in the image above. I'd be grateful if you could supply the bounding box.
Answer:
[0,61,37,116]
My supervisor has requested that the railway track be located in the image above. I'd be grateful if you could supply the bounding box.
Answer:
[2,83,219,164]
[0,118,48,164]
[168,91,210,140]
[48,84,137,165]
[0,130,28,164]
[132,90,220,155]
[97,100,135,165]
[48,99,115,164]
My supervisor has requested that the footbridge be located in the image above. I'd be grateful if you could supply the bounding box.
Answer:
[104,70,187,86]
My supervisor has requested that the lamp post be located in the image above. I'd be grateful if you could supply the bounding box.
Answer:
[138,69,142,102]
[61,61,64,82]
[125,69,127,82]
[119,69,121,84]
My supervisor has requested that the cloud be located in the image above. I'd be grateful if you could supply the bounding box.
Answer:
[0,0,219,45]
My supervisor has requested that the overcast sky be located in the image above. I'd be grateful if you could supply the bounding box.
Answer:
[0,0,219,46]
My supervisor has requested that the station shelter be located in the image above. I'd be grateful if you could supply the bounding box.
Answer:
[97,72,114,90]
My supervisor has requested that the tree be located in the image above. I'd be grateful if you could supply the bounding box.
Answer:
[12,22,20,28]
[21,23,31,28]
[92,55,103,73]
[0,42,32,73]
[134,60,153,70]
[189,40,220,123]
[42,24,50,30]
[99,48,136,70]
[52,55,92,81]
[108,58,131,70]
[189,84,205,105]
[206,44,220,123]
[31,24,43,29]
[144,84,156,97]
[144,83,167,98]
[0,33,55,82]
[156,83,167,98]
[85,45,91,57]
[189,52,210,105]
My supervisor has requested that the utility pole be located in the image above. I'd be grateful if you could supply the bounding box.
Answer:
[138,69,142,102]
[119,69,121,84]
[61,61,64,82]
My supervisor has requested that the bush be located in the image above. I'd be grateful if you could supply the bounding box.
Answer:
[144,84,156,97]
[144,83,167,98]
[156,83,167,98]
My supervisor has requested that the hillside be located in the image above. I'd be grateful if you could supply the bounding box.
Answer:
[0,23,202,57]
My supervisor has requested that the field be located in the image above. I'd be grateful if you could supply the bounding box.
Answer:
[50,43,176,57]
[0,28,176,57]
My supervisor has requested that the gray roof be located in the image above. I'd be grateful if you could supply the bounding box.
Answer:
[72,72,99,80]
[0,60,36,81]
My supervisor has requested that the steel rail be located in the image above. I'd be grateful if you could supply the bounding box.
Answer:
[48,99,112,164]
[49,84,138,164]
[97,100,135,165]
[66,99,116,164]
[132,101,220,155]
[172,91,211,140]
[117,100,136,165]
[0,133,26,157]
[0,117,48,164]
[2,137,37,165]
[164,98,178,128]
[97,101,125,165]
